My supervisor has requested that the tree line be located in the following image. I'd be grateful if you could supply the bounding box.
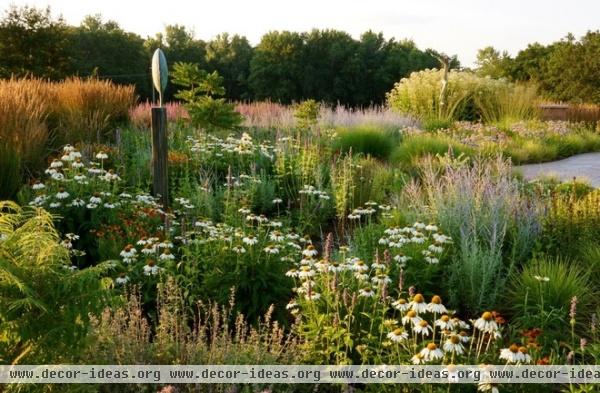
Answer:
[475,31,600,104]
[0,5,452,106]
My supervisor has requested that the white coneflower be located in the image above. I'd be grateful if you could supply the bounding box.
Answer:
[90,194,102,204]
[378,238,389,246]
[413,221,426,229]
[351,260,369,272]
[61,153,74,162]
[232,246,246,254]
[348,213,361,220]
[143,260,160,276]
[499,344,521,363]
[371,274,392,285]
[419,343,443,362]
[358,287,376,298]
[141,244,156,255]
[425,223,438,232]
[427,295,448,314]
[269,231,285,242]
[443,334,465,355]
[424,256,440,264]
[242,235,258,245]
[354,273,369,281]
[433,233,452,244]
[314,259,328,271]
[63,144,75,153]
[411,353,426,365]
[452,317,470,330]
[55,188,70,200]
[428,243,444,253]
[74,175,87,183]
[328,262,345,273]
[159,249,175,260]
[394,253,411,264]
[305,292,321,301]
[435,314,455,330]
[120,244,137,259]
[49,202,61,208]
[474,312,498,333]
[71,159,85,169]
[410,294,427,314]
[115,273,129,285]
[302,245,318,257]
[477,382,499,393]
[458,331,470,343]
[51,172,65,181]
[285,268,299,278]
[103,203,116,209]
[413,320,432,336]
[69,151,82,159]
[136,238,148,246]
[272,198,283,204]
[392,298,410,312]
[371,261,386,269]
[387,328,409,343]
[298,266,315,279]
[50,159,63,168]
[264,245,280,254]
[32,182,45,190]
[402,310,422,326]
[96,151,108,160]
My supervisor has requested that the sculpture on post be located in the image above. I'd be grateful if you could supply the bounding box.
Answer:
[151,49,169,208]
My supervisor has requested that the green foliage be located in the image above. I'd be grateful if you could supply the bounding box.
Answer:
[474,83,540,126]
[293,99,320,130]
[171,62,242,130]
[0,201,112,364]
[205,33,253,101]
[333,125,397,160]
[0,5,71,79]
[390,134,474,171]
[507,256,595,344]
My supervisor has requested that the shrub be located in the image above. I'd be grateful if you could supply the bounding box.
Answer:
[506,256,595,345]
[0,201,112,364]
[293,99,320,130]
[474,83,540,126]
[403,156,543,314]
[333,125,397,160]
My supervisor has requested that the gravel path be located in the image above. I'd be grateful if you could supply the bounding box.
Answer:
[517,152,600,187]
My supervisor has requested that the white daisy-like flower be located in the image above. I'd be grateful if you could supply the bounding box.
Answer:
[452,317,470,330]
[242,235,258,245]
[435,315,455,330]
[413,221,426,230]
[351,260,369,272]
[136,238,148,246]
[305,292,321,301]
[413,320,432,336]
[71,160,85,169]
[269,231,285,242]
[354,273,369,281]
[298,266,315,279]
[143,261,161,276]
[61,153,74,162]
[49,202,61,208]
[32,182,45,190]
[286,300,298,310]
[394,254,411,264]
[115,274,129,285]
[55,189,70,200]
[402,310,422,326]
[427,296,448,314]
[411,353,426,364]
[141,245,157,255]
[358,287,376,298]
[51,172,65,181]
[285,268,299,278]
[63,144,75,153]
[90,195,102,204]
[500,345,531,364]
[410,294,428,314]
[302,245,318,257]
[370,262,386,269]
[96,151,108,160]
[159,250,175,260]
[443,335,465,355]
[50,159,63,168]
[328,262,346,273]
[474,312,498,333]
[433,233,452,244]
[419,343,444,361]
[424,256,439,264]
[232,246,246,254]
[477,382,499,393]
[428,243,444,253]
[387,328,409,343]
[86,203,98,209]
[425,223,438,232]
[69,151,82,159]
[120,245,137,259]
[286,232,300,240]
[264,245,280,254]
[272,198,283,204]
[371,274,392,285]
[104,203,116,209]
[392,298,410,312]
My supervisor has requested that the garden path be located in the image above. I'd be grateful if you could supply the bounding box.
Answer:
[517,152,600,187]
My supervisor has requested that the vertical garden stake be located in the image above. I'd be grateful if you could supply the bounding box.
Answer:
[151,48,169,209]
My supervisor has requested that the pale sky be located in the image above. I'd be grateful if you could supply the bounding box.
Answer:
[2,0,599,66]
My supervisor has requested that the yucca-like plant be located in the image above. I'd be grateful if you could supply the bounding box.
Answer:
[0,201,113,364]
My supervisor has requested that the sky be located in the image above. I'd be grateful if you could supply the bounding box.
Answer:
[2,0,599,66]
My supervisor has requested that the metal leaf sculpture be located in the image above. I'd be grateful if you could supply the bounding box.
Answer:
[151,48,168,106]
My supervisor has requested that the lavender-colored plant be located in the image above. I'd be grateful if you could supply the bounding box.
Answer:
[403,155,543,313]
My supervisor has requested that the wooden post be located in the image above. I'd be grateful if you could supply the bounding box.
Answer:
[151,107,168,208]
